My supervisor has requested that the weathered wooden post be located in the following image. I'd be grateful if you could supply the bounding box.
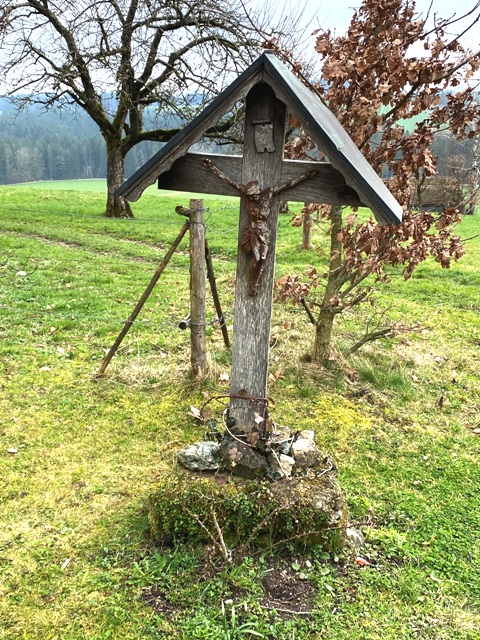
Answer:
[189,198,208,377]
[205,239,230,349]
[226,84,286,432]
[113,52,405,542]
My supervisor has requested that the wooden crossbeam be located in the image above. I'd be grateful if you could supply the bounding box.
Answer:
[157,152,362,206]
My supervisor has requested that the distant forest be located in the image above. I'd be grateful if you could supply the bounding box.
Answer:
[0,96,477,186]
[0,98,174,184]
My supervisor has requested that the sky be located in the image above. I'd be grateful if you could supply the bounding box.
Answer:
[298,0,480,49]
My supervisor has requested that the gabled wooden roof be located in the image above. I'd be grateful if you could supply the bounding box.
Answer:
[117,51,402,225]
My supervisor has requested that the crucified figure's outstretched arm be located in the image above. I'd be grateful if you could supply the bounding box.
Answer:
[203,158,317,198]
[203,158,317,295]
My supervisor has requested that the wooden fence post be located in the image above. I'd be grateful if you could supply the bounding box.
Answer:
[189,198,209,377]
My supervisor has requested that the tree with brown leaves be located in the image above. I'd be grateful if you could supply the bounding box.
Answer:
[274,0,480,362]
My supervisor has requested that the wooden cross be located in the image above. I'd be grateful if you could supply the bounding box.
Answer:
[157,82,360,433]
[225,84,304,433]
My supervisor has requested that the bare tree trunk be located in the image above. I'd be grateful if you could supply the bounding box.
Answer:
[303,204,312,250]
[415,172,426,211]
[313,205,343,363]
[314,307,336,363]
[104,137,133,218]
[466,136,479,215]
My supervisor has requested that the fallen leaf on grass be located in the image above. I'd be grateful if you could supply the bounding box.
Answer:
[273,367,283,380]
[202,407,213,421]
[189,406,202,421]
[355,557,372,567]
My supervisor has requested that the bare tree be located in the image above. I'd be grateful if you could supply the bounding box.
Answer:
[0,0,299,217]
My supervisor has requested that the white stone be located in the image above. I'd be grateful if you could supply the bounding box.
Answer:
[177,441,220,471]
[297,429,315,441]
[291,430,319,468]
[346,526,365,551]
[279,454,295,476]
[268,452,295,478]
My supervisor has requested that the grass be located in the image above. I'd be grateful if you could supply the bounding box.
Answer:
[5,178,226,198]
[0,183,480,639]
[7,179,110,192]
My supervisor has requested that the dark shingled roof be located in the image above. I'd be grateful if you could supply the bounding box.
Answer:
[116,51,402,225]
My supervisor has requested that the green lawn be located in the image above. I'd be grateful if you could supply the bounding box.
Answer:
[0,184,479,639]
[7,179,110,192]
[5,178,230,199]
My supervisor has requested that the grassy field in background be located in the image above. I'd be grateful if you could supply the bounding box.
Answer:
[1,183,480,639]
[5,178,215,198]
[7,179,110,192]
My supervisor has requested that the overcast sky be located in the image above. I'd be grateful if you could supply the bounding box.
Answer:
[299,0,480,48]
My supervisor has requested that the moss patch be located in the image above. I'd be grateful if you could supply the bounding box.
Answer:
[148,467,347,553]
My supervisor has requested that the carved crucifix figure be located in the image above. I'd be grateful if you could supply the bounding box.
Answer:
[203,158,317,295]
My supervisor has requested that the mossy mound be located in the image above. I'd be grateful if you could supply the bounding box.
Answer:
[148,467,348,552]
